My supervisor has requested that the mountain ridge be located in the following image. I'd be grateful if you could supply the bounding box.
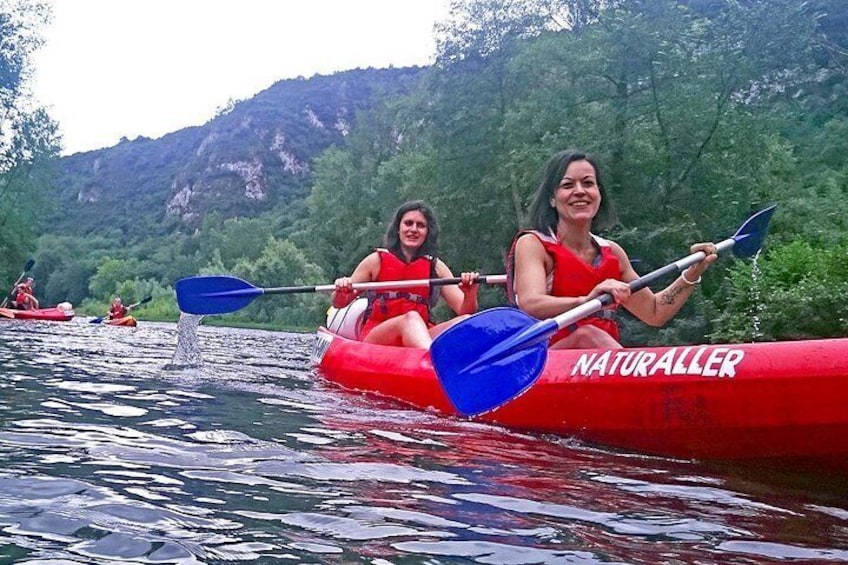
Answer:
[47,66,427,240]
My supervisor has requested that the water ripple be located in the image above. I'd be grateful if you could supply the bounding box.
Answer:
[0,319,846,563]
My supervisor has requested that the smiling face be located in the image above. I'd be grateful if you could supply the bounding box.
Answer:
[552,159,601,227]
[398,210,429,257]
[383,200,440,259]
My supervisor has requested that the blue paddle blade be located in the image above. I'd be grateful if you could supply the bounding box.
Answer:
[175,275,263,315]
[432,307,550,417]
[731,204,776,258]
[90,317,104,324]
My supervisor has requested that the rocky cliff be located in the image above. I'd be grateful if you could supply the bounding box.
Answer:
[47,66,426,239]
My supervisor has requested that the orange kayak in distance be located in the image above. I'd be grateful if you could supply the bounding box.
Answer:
[104,316,138,327]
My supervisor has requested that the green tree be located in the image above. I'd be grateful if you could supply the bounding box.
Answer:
[420,0,556,269]
[711,240,848,341]
[228,237,326,328]
[298,101,413,277]
[32,234,112,305]
[88,257,143,300]
[194,214,273,270]
[0,0,59,286]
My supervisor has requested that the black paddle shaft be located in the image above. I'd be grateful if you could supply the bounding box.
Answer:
[261,274,506,295]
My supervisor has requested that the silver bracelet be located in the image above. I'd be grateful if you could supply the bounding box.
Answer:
[681,270,702,285]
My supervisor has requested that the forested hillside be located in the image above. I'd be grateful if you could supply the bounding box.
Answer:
[48,67,427,239]
[3,0,847,342]
[25,66,427,321]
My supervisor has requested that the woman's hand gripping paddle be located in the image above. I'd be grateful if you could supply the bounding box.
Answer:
[175,274,507,315]
[431,205,777,417]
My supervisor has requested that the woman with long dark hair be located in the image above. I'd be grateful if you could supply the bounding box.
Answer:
[332,200,479,348]
[509,149,717,349]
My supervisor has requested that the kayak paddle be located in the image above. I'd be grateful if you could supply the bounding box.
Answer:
[175,274,507,315]
[431,204,778,417]
[90,295,153,324]
[1,258,35,308]
[129,295,153,310]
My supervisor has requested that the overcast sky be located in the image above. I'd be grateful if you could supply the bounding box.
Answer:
[31,0,450,156]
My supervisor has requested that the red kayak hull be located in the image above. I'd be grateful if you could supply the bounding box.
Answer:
[312,328,848,468]
[0,307,74,322]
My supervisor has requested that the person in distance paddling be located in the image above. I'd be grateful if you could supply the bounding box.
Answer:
[332,200,479,348]
[105,296,129,320]
[507,149,717,349]
[11,277,39,310]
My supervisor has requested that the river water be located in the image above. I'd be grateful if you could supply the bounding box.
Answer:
[0,318,846,564]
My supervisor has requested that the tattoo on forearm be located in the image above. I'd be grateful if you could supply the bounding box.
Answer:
[661,284,686,305]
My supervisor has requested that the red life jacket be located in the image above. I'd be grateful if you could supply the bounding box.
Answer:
[13,284,36,310]
[14,291,31,310]
[360,248,436,338]
[506,230,621,345]
[110,304,129,319]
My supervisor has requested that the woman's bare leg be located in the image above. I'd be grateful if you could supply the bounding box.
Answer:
[363,311,432,348]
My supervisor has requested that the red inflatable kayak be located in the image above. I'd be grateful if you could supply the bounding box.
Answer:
[312,327,848,469]
[0,305,74,321]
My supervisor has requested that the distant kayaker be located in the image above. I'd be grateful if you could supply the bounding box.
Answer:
[332,200,479,348]
[11,277,39,310]
[508,149,717,349]
[106,296,129,320]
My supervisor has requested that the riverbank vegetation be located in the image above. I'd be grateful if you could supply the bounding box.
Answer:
[2,0,846,343]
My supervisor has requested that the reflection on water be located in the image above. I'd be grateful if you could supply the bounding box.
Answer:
[0,317,846,564]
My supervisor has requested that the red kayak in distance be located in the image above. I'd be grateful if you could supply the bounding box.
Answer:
[0,303,75,322]
[312,327,848,471]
